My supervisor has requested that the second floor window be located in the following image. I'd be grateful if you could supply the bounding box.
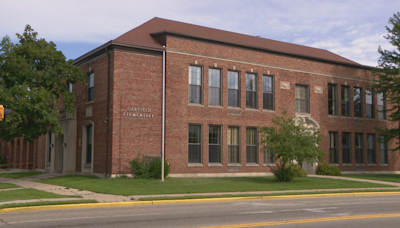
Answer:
[366,89,374,118]
[87,72,94,102]
[341,86,350,116]
[328,84,337,115]
[209,69,221,106]
[354,87,362,117]
[189,66,202,104]
[295,85,309,113]
[228,71,240,107]
[263,76,274,110]
[246,73,257,108]
[377,92,386,120]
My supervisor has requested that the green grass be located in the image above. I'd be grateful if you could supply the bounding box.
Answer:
[0,171,43,179]
[140,189,400,201]
[0,188,78,202]
[37,175,394,196]
[0,200,98,210]
[343,174,400,183]
[0,183,20,189]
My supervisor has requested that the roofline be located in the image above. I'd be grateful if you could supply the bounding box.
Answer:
[151,31,373,70]
[73,41,163,66]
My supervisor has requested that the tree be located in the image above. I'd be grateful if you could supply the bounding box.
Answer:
[0,25,85,143]
[369,12,400,151]
[259,112,325,181]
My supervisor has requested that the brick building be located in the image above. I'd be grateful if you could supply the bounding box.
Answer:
[2,18,399,176]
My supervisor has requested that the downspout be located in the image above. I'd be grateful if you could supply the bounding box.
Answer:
[161,45,166,182]
[105,46,111,177]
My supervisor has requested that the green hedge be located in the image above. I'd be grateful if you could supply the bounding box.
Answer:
[316,163,341,176]
[129,156,170,179]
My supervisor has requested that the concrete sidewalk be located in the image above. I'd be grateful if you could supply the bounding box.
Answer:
[1,173,400,206]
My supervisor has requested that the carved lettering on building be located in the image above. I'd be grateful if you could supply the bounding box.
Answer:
[280,81,290,89]
[123,107,154,119]
[314,86,323,94]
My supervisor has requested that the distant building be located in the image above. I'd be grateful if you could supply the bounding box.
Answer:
[2,18,399,176]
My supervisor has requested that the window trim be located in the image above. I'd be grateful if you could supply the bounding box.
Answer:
[188,124,202,164]
[208,125,222,164]
[228,70,241,108]
[246,73,258,109]
[328,84,337,116]
[295,84,309,113]
[262,75,274,110]
[188,65,203,104]
[208,68,222,106]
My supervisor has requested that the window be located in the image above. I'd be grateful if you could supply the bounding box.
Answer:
[341,86,350,116]
[189,66,202,104]
[87,72,94,102]
[209,126,221,163]
[379,135,388,164]
[377,92,386,120]
[263,144,275,164]
[367,134,376,164]
[329,132,338,164]
[246,73,257,108]
[68,83,73,93]
[188,125,202,163]
[228,71,240,107]
[354,87,362,117]
[228,127,240,163]
[246,128,258,163]
[328,84,337,115]
[342,132,351,164]
[209,69,221,106]
[295,85,309,113]
[263,76,274,110]
[355,133,364,164]
[86,125,92,164]
[366,89,374,118]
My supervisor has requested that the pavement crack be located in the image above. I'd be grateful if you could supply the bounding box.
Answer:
[0,218,10,225]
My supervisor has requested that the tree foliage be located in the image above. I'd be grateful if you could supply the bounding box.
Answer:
[369,12,400,151]
[259,112,325,181]
[0,25,85,143]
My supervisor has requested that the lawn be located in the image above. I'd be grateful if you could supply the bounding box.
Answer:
[38,175,393,196]
[0,200,97,210]
[0,183,20,189]
[0,171,43,179]
[0,188,78,202]
[343,174,400,183]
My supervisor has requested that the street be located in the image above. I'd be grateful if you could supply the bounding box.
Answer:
[1,194,400,227]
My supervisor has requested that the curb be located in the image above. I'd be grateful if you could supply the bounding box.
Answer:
[1,191,400,214]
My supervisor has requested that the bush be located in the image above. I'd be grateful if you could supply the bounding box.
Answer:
[129,156,170,179]
[0,154,6,169]
[288,163,307,177]
[316,163,341,176]
[271,164,294,182]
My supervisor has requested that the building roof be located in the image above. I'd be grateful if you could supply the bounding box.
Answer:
[77,17,367,68]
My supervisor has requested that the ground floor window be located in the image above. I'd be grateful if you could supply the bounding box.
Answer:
[228,127,240,163]
[86,125,92,164]
[209,126,221,163]
[263,144,275,164]
[355,133,363,164]
[188,124,202,163]
[367,134,376,164]
[379,135,388,164]
[246,128,258,163]
[329,132,338,164]
[342,132,351,164]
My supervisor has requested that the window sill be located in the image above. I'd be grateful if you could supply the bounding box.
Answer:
[328,115,339,118]
[366,118,376,120]
[342,164,352,167]
[263,163,276,167]
[228,163,241,167]
[228,106,241,110]
[245,108,259,112]
[85,101,94,105]
[208,163,223,167]
[330,163,339,166]
[262,109,275,113]
[246,163,259,167]
[188,103,204,107]
[354,117,363,120]
[341,116,351,119]
[295,113,310,117]
[208,105,223,109]
[188,163,203,167]
[84,163,92,168]
[367,164,377,166]
[378,119,387,122]
[379,163,389,166]
[355,164,365,166]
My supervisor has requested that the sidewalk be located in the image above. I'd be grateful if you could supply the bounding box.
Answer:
[1,173,400,206]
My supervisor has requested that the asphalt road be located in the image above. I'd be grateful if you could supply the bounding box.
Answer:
[1,195,400,227]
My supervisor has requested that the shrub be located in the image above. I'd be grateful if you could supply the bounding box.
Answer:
[0,154,6,169]
[129,156,170,179]
[288,163,307,177]
[316,163,341,176]
[271,164,294,182]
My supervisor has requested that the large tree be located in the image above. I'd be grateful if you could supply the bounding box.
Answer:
[370,12,400,151]
[259,112,325,181]
[0,25,85,143]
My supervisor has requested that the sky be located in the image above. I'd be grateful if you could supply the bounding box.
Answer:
[1,0,399,67]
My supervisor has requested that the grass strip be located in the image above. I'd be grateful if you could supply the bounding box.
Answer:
[0,200,98,209]
[343,174,400,183]
[0,171,43,179]
[140,189,400,201]
[38,175,394,196]
[0,188,79,202]
[0,183,20,190]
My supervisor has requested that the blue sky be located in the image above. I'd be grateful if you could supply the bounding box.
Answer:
[1,0,399,67]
